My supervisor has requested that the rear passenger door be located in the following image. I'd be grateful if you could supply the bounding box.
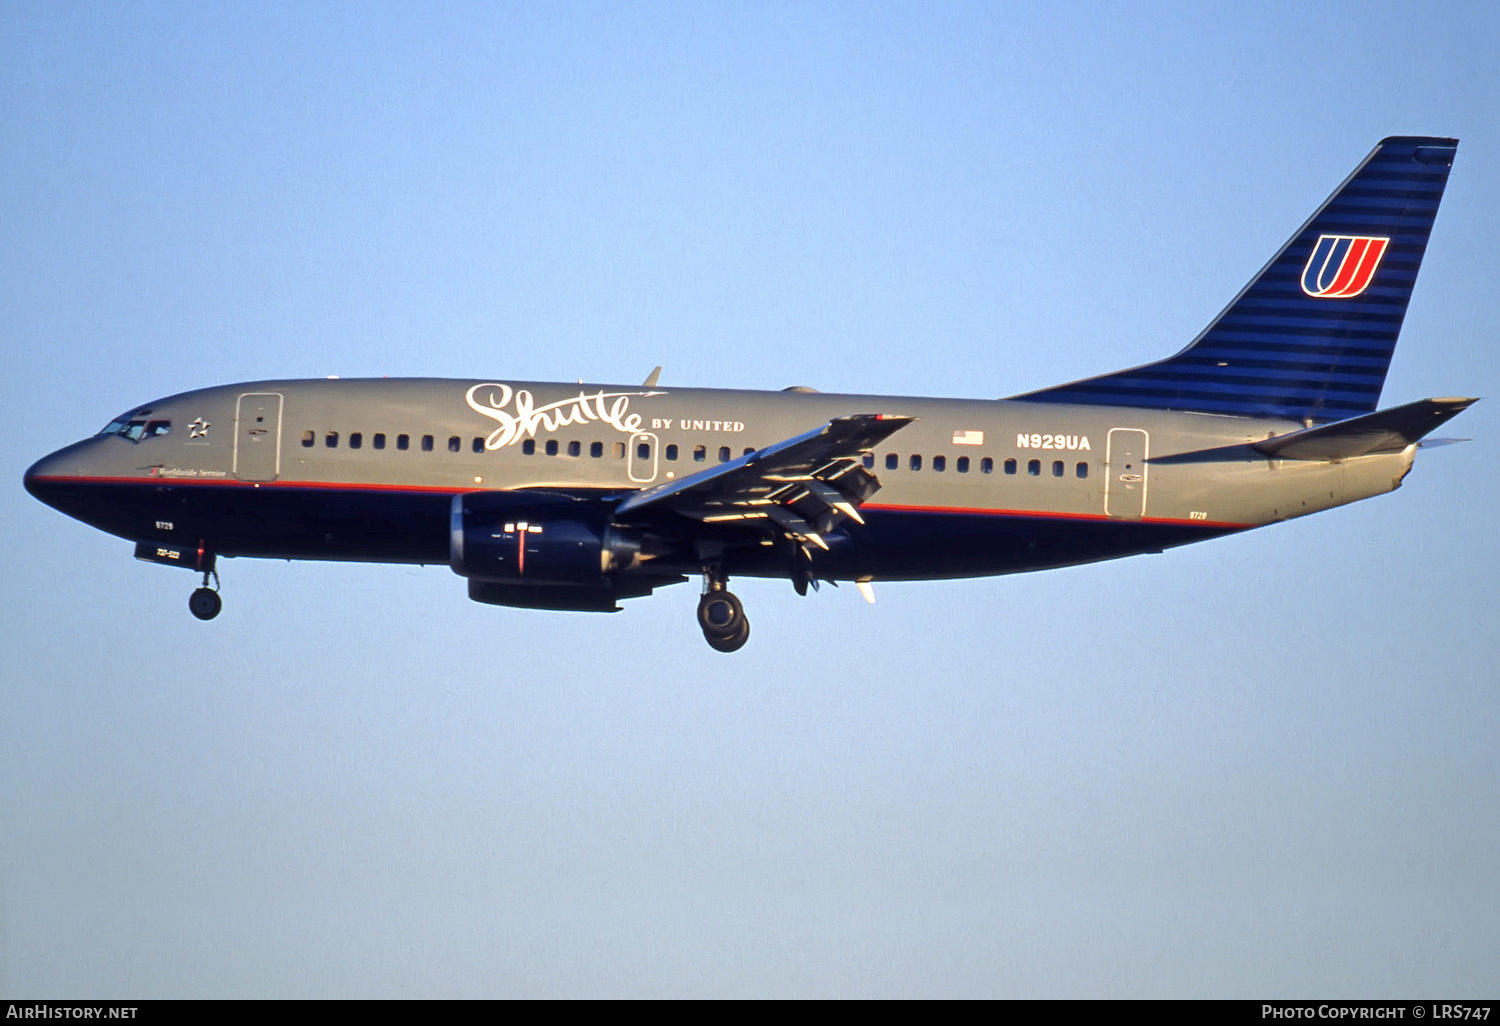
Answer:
[1104,428,1148,518]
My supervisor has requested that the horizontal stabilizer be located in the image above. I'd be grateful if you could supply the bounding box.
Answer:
[1252,397,1476,460]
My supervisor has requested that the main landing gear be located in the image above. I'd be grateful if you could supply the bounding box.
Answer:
[189,567,222,621]
[698,568,749,653]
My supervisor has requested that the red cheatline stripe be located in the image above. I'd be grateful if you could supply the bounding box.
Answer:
[29,474,478,495]
[33,476,1253,529]
[862,502,1249,529]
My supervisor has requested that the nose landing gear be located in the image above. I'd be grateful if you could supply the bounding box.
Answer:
[698,569,749,652]
[189,568,222,621]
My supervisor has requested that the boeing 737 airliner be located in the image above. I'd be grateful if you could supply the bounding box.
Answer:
[25,137,1472,651]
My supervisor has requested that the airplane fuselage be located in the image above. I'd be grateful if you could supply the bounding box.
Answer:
[25,377,1415,584]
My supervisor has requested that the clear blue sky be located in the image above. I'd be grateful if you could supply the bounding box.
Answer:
[4,0,1497,997]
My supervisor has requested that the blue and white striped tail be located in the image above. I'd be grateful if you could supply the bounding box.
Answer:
[1017,137,1458,423]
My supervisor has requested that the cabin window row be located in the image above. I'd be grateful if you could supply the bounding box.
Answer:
[861,452,1089,479]
[517,440,761,463]
[301,431,760,464]
[303,430,436,452]
[302,431,1091,479]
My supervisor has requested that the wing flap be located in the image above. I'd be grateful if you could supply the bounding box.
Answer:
[615,411,914,553]
[616,414,913,518]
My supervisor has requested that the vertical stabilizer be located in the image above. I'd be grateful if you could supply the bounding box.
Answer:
[1017,137,1458,422]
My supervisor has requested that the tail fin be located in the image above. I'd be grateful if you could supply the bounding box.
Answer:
[1017,136,1458,423]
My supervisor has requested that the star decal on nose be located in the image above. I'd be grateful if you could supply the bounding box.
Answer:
[188,418,210,439]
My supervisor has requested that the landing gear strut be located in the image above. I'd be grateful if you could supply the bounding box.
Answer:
[189,567,222,621]
[698,568,749,652]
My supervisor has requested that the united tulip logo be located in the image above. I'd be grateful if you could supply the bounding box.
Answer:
[1300,234,1389,299]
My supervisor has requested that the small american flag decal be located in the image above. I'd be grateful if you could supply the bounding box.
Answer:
[952,430,984,446]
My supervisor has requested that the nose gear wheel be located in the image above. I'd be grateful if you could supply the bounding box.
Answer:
[188,566,222,621]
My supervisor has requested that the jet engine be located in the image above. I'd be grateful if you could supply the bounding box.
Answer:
[449,491,643,586]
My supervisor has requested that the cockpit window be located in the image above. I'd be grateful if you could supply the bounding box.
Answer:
[98,410,170,442]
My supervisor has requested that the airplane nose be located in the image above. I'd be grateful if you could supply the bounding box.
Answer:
[24,453,62,505]
[24,443,89,508]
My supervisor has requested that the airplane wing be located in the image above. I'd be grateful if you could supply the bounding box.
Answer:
[615,413,915,552]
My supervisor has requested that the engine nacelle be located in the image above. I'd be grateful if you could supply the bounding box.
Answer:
[449,492,641,585]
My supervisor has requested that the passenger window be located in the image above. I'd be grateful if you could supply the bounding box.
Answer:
[591,441,604,458]
[613,442,626,459]
[521,439,535,455]
[957,456,969,473]
[718,446,731,463]
[933,455,946,472]
[666,444,678,461]
[637,442,650,460]
[373,433,386,450]
[472,437,484,454]
[981,457,993,474]
[1028,459,1041,476]
[694,445,707,463]
[743,447,755,457]
[397,434,410,451]
[1004,458,1016,475]
[301,430,315,448]
[862,453,875,469]
[421,435,434,452]
[568,441,582,458]
[325,432,338,448]
[449,436,461,453]
[1052,460,1064,477]
[909,454,922,471]
[350,432,363,450]
[886,453,898,471]
[546,439,559,456]
[1076,462,1088,479]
